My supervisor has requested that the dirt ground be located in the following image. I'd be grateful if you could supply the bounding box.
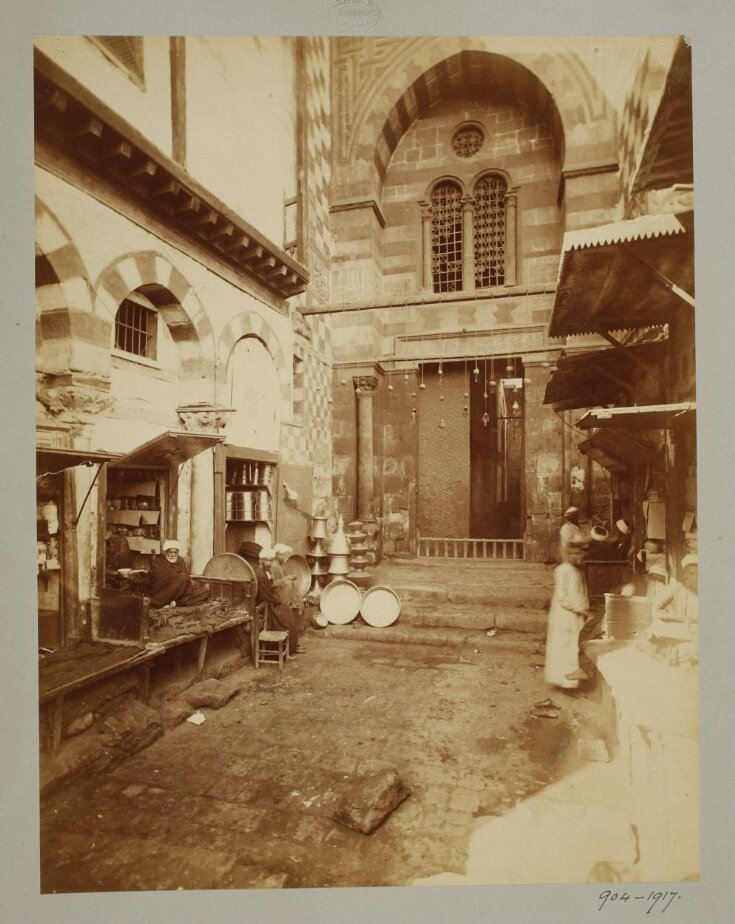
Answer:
[41,632,593,892]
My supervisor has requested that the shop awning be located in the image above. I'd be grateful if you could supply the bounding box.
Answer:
[630,41,692,195]
[578,429,658,471]
[576,401,696,431]
[549,210,694,338]
[111,430,225,469]
[543,340,667,410]
[37,447,121,477]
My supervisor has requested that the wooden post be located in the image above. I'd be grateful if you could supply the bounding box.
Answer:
[196,635,208,681]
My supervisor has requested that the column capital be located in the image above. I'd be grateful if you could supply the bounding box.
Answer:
[353,375,378,395]
[461,194,475,209]
[177,404,234,432]
[418,200,433,220]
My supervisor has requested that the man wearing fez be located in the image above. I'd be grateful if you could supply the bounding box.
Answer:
[148,540,209,609]
[239,540,302,655]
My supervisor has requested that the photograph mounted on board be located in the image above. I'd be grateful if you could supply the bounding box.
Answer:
[34,34,697,892]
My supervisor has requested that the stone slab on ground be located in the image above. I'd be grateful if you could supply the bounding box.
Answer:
[333,768,411,834]
[184,678,239,710]
[160,699,193,730]
[99,700,163,757]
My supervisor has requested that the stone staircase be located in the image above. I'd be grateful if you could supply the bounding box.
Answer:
[314,558,554,648]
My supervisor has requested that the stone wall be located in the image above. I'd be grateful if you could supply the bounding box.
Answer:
[377,94,561,298]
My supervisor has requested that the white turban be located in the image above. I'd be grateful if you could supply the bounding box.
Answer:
[163,540,181,552]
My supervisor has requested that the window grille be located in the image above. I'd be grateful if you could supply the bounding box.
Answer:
[452,125,484,159]
[474,175,507,288]
[430,181,463,293]
[93,36,144,83]
[115,298,157,359]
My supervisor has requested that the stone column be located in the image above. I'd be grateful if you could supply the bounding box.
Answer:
[353,376,378,521]
[419,201,433,292]
[504,189,519,287]
[462,195,475,292]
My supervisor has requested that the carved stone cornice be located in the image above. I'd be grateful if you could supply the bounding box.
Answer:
[177,404,234,433]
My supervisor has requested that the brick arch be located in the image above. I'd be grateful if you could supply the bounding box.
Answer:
[344,38,613,182]
[217,313,291,415]
[94,252,215,386]
[35,198,94,316]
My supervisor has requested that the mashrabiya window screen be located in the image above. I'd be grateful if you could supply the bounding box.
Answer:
[473,175,507,288]
[430,181,463,293]
[115,297,157,360]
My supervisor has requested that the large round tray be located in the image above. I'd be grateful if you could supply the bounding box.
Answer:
[320,578,361,625]
[284,553,311,597]
[360,585,401,627]
[202,552,257,584]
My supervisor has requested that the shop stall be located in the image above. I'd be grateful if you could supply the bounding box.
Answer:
[37,446,119,650]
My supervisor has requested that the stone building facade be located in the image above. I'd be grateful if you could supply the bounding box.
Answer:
[35,35,691,652]
[324,37,684,562]
[34,36,334,647]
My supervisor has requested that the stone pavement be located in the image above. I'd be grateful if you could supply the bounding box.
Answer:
[41,632,592,892]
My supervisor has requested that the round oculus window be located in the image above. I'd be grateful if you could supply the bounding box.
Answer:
[451,124,484,158]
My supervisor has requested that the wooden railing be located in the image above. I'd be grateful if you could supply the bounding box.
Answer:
[417,536,525,561]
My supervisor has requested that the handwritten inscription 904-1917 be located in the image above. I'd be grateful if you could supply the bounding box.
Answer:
[598,890,683,913]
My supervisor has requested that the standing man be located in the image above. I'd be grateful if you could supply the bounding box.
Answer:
[559,506,588,562]
[557,507,602,683]
[544,546,589,689]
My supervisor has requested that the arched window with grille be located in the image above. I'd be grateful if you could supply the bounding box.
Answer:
[473,174,507,288]
[430,180,464,293]
[114,291,158,360]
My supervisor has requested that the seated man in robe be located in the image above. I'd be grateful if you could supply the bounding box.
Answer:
[239,540,302,655]
[148,539,209,609]
[649,554,699,666]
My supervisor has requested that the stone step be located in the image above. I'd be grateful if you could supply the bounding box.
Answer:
[399,601,549,634]
[384,557,549,571]
[307,623,544,651]
[373,581,551,610]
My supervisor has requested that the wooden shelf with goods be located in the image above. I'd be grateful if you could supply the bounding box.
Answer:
[214,444,280,555]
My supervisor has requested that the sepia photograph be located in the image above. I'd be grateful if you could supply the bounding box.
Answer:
[28,31,707,897]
